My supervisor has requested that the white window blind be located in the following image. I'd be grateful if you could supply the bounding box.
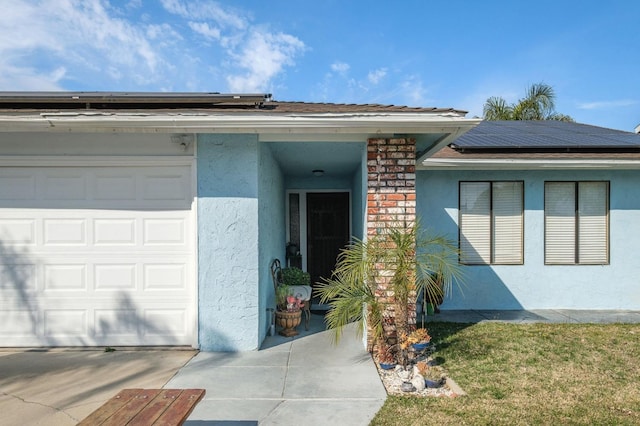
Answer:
[493,181,524,264]
[460,182,491,264]
[578,182,608,264]
[545,182,576,264]
[545,181,608,265]
[460,181,523,265]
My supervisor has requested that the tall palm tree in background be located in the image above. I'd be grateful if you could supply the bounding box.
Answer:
[483,82,574,122]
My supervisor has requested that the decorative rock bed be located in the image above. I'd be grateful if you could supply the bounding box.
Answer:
[374,344,465,397]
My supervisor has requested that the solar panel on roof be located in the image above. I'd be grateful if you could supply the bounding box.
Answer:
[452,120,640,149]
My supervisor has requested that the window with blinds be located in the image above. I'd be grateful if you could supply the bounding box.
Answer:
[544,181,609,265]
[459,181,524,265]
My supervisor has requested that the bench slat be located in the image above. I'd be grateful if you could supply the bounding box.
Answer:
[79,388,205,425]
[154,389,206,426]
[127,389,184,425]
[103,389,161,425]
[77,388,142,425]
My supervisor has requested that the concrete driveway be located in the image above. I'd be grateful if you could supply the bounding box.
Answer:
[0,349,196,425]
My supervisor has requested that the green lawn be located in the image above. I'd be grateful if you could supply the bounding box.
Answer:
[371,322,640,425]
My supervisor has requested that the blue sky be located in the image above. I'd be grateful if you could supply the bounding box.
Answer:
[1,0,638,131]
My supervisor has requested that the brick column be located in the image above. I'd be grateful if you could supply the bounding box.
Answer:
[366,137,416,350]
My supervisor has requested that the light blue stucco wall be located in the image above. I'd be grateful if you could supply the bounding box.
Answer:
[258,143,285,344]
[351,145,367,240]
[285,175,353,190]
[418,169,640,310]
[197,134,261,351]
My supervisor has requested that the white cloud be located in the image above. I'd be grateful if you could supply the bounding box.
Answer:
[227,30,305,92]
[0,61,65,91]
[0,0,305,93]
[160,0,246,30]
[0,0,166,88]
[577,99,638,110]
[367,68,387,85]
[126,0,142,10]
[188,22,221,40]
[397,76,427,106]
[147,24,182,42]
[331,62,350,75]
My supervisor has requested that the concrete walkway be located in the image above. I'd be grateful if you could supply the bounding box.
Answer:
[170,309,640,424]
[167,313,386,426]
[4,309,640,425]
[0,349,196,425]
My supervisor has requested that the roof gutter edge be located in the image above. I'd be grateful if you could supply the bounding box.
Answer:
[419,158,640,170]
[0,115,481,135]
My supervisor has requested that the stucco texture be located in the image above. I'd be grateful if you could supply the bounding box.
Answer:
[197,134,260,351]
[258,143,285,344]
[418,169,640,310]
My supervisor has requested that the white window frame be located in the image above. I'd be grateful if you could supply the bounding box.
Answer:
[459,181,524,265]
[544,181,609,265]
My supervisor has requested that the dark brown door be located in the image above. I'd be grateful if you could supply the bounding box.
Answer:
[306,192,350,289]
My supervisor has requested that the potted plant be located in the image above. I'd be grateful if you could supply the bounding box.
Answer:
[377,342,396,370]
[281,266,310,287]
[274,281,304,337]
[406,328,431,351]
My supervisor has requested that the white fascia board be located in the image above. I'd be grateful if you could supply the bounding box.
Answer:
[420,158,640,170]
[0,112,479,136]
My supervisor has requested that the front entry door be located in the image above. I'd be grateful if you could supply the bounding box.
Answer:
[306,192,350,289]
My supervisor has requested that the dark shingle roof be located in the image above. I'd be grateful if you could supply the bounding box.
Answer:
[0,92,467,115]
[266,101,465,114]
[451,120,640,150]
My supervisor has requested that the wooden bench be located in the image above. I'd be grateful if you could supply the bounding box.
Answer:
[78,388,205,425]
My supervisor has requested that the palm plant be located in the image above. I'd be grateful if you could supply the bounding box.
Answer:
[483,82,574,122]
[316,222,463,359]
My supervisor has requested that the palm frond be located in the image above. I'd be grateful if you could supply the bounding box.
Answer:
[483,96,513,120]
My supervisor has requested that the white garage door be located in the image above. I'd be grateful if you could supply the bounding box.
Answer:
[0,164,196,347]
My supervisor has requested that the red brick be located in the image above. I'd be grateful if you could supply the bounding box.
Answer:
[379,173,397,180]
[385,193,405,201]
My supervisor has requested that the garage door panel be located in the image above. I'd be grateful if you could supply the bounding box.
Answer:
[0,173,36,200]
[95,309,139,336]
[94,264,137,291]
[43,218,87,245]
[143,264,187,290]
[0,310,37,336]
[44,309,88,337]
[143,218,187,245]
[144,309,188,336]
[0,263,37,292]
[0,212,192,251]
[0,164,195,347]
[94,218,136,245]
[0,219,36,244]
[94,174,137,200]
[43,172,87,200]
[143,174,190,201]
[43,264,87,291]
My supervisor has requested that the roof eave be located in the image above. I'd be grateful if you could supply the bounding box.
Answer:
[416,120,482,163]
[419,158,640,170]
[0,112,480,136]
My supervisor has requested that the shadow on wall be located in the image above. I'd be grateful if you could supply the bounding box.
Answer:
[0,237,233,348]
[418,215,525,311]
[81,291,236,349]
[0,239,41,339]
